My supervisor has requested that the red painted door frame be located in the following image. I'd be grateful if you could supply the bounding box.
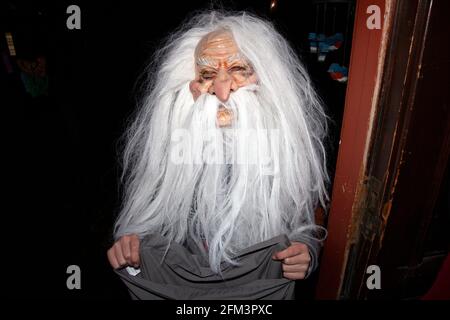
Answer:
[315,0,388,299]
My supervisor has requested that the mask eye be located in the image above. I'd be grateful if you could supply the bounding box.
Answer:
[229,65,247,73]
[200,71,216,80]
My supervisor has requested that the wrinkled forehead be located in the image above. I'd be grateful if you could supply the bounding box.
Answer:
[195,30,241,61]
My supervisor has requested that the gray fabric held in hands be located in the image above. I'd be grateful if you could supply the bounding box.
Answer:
[115,233,295,300]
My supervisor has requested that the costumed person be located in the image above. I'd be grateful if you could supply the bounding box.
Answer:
[107,11,329,300]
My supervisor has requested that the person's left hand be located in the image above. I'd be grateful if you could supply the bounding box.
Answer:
[272,242,311,280]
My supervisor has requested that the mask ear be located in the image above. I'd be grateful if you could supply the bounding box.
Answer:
[189,80,202,101]
[189,79,212,101]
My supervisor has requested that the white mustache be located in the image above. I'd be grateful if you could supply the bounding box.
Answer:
[196,83,260,109]
[186,83,261,130]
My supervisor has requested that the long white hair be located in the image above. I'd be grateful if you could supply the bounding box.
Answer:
[114,11,329,273]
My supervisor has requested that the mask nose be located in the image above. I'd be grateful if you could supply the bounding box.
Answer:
[211,71,237,102]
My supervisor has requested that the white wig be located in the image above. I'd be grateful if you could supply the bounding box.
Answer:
[114,11,329,274]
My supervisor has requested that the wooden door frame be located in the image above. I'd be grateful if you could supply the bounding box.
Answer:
[315,0,391,299]
[316,0,449,299]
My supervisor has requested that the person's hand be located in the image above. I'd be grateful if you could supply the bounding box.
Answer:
[272,242,311,280]
[107,234,140,269]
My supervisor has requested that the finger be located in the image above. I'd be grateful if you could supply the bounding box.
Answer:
[107,247,120,269]
[114,242,127,267]
[283,253,311,266]
[282,263,309,273]
[283,272,306,280]
[273,243,307,260]
[120,236,132,265]
[129,235,140,267]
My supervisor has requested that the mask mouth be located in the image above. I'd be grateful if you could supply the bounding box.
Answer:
[212,84,259,128]
[216,105,234,128]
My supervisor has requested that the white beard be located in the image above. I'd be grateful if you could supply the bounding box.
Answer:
[117,83,324,273]
[169,85,284,267]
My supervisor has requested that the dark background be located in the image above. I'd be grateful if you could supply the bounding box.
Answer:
[1,0,354,298]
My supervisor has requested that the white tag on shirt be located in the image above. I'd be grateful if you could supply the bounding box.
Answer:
[125,266,141,276]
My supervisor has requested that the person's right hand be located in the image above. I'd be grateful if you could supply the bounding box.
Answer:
[107,234,140,269]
